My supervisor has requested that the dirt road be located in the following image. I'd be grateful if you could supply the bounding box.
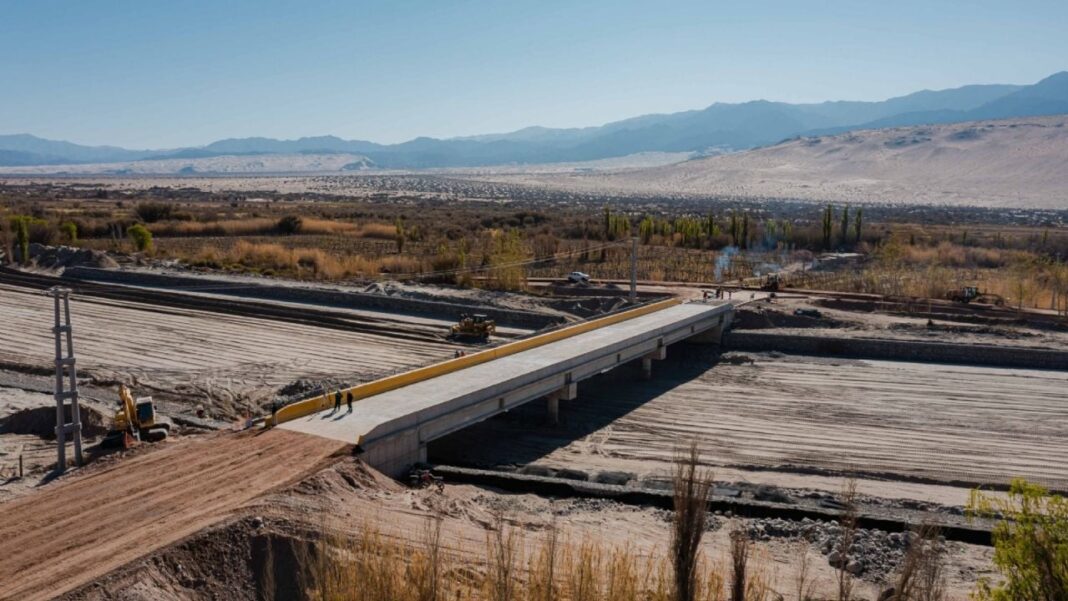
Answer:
[0,429,345,601]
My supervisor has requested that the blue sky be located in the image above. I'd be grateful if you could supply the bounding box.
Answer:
[1,0,1066,148]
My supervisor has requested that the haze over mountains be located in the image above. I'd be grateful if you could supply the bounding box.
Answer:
[2,71,1067,171]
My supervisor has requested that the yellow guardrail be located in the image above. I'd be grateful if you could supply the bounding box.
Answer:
[269,297,682,427]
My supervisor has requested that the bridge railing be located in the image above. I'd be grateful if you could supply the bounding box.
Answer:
[269,297,682,430]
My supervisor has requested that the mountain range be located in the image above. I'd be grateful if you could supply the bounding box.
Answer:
[2,71,1067,170]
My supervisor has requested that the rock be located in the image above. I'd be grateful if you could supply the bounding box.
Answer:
[252,516,264,529]
[594,471,634,486]
[28,243,118,269]
[877,586,896,601]
[713,486,742,498]
[753,485,793,504]
[846,559,864,575]
[518,464,556,478]
[819,498,847,510]
[555,468,588,481]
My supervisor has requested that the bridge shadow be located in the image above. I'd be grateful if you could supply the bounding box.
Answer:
[429,343,725,469]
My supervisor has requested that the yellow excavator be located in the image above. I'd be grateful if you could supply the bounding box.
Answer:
[101,385,171,449]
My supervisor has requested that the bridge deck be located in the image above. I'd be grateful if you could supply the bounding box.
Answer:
[281,301,731,473]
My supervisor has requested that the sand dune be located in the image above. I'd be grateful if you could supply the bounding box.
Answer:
[491,115,1068,208]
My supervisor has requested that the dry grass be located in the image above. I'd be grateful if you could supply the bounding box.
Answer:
[834,478,859,601]
[889,524,947,601]
[146,217,388,238]
[185,240,424,279]
[673,441,714,601]
[299,519,761,601]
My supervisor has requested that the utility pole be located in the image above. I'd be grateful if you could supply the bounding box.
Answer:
[629,236,638,303]
[50,286,82,471]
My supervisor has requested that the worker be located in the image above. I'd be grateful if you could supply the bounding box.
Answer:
[334,389,342,412]
[346,391,353,412]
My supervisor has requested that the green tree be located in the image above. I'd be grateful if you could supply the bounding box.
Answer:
[821,205,834,250]
[853,207,863,244]
[60,221,78,243]
[13,216,30,264]
[127,224,153,253]
[970,479,1068,600]
[639,215,655,243]
[840,205,850,246]
[706,212,718,238]
[741,212,750,250]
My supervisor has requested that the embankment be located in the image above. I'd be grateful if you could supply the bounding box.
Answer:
[726,331,1068,370]
[62,267,563,329]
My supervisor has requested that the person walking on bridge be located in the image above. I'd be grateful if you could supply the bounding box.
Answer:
[334,389,342,412]
[346,391,353,412]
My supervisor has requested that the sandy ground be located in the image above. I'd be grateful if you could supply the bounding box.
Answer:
[0,429,346,601]
[60,456,994,601]
[434,347,1068,505]
[0,282,456,417]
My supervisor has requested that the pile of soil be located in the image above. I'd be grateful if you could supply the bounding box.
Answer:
[544,295,628,318]
[29,244,118,270]
[0,405,109,439]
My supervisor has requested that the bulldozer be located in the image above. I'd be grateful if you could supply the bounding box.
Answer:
[947,286,1005,306]
[101,385,171,449]
[448,313,495,342]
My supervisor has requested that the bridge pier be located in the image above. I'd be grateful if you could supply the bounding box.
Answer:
[546,383,577,424]
[641,346,667,380]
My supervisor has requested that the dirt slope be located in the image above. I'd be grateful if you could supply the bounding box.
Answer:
[0,429,346,601]
[485,115,1068,208]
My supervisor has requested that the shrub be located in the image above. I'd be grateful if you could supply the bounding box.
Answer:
[970,479,1068,600]
[357,222,398,240]
[25,218,55,245]
[127,224,154,253]
[134,202,174,223]
[60,221,78,243]
[277,215,303,235]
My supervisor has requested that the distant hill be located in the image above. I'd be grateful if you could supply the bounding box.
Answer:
[490,115,1068,209]
[0,134,153,164]
[1,72,1066,170]
[0,153,374,175]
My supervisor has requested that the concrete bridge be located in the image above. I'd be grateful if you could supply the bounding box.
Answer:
[276,299,734,475]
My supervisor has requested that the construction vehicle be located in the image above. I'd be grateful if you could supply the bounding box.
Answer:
[760,274,782,291]
[101,385,171,449]
[448,313,495,342]
[408,467,445,492]
[947,286,1005,306]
